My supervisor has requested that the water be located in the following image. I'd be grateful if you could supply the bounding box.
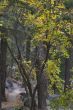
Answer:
[7,83,25,101]
[3,78,26,110]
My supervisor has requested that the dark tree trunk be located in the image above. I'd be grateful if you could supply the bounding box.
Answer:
[0,51,1,109]
[0,37,7,101]
[35,56,48,110]
[37,72,48,110]
[64,48,73,92]
[0,65,2,109]
[64,58,70,92]
[26,36,31,61]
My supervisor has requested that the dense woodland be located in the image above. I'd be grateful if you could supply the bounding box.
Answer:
[0,0,73,110]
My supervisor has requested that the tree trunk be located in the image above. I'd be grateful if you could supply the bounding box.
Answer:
[0,37,7,101]
[0,61,2,109]
[35,58,48,110]
[64,48,73,92]
[37,73,48,110]
[35,43,49,110]
[26,36,31,61]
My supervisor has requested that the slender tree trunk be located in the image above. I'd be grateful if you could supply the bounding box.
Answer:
[0,90,1,109]
[0,37,7,101]
[26,36,31,61]
[64,48,73,92]
[0,55,2,109]
[64,58,70,92]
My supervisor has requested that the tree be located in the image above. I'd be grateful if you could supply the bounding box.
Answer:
[0,36,7,101]
[63,0,73,92]
[0,0,12,102]
[26,0,71,109]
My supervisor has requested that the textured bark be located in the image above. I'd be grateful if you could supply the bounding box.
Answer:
[37,73,48,109]
[0,59,2,109]
[0,37,7,101]
[64,48,73,92]
[26,36,31,61]
[35,44,49,110]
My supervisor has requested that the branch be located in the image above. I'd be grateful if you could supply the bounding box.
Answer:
[14,36,22,59]
[7,42,33,97]
[40,30,51,74]
[40,42,51,74]
[30,84,38,110]
[14,36,33,96]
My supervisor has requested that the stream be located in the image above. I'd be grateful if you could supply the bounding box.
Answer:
[2,78,26,110]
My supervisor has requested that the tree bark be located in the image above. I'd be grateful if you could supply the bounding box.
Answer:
[37,73,48,110]
[0,37,7,101]
[34,42,50,110]
[26,36,31,61]
[0,57,2,109]
[64,48,73,92]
